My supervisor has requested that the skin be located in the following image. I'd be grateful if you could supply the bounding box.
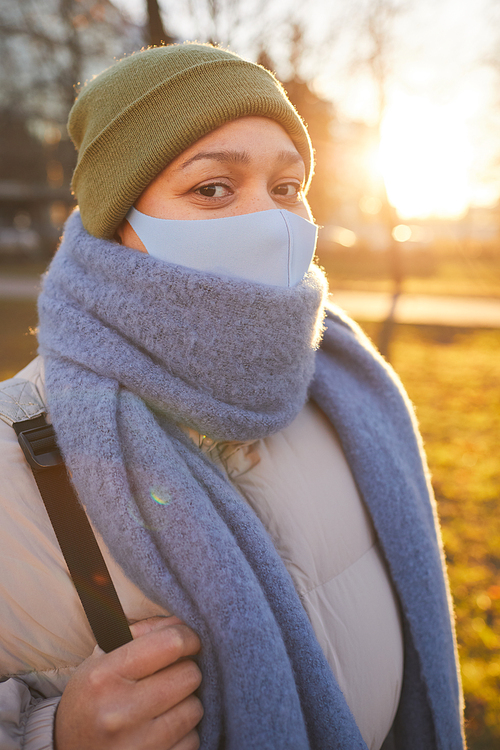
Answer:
[56,116,310,750]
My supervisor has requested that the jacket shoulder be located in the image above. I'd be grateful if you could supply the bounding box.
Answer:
[0,357,95,676]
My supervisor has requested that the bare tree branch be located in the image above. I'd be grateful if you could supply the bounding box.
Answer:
[0,22,65,49]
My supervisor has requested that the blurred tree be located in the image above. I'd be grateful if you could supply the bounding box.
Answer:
[257,23,337,225]
[355,0,405,357]
[0,0,141,123]
[0,0,142,254]
[181,0,267,50]
[146,0,175,46]
[0,112,47,186]
[284,77,337,224]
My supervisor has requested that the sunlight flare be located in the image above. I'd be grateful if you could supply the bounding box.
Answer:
[379,94,473,220]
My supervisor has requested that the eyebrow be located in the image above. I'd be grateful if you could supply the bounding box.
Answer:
[177,149,304,171]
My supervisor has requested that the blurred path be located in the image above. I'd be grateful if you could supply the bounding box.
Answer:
[331,290,500,328]
[1,275,499,327]
[0,276,41,298]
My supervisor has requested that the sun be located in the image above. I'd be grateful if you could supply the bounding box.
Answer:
[378,94,473,220]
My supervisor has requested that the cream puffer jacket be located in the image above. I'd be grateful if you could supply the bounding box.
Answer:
[0,357,404,750]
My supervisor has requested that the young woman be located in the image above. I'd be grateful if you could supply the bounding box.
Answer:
[0,43,464,750]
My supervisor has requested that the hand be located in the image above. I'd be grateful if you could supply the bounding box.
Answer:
[54,616,203,750]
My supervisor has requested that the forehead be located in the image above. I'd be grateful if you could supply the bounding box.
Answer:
[169,116,304,170]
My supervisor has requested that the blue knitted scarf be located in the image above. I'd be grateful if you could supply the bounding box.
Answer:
[37,211,464,750]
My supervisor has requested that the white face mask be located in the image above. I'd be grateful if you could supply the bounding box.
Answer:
[125,207,318,287]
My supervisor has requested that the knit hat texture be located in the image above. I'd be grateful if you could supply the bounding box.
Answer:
[68,43,314,239]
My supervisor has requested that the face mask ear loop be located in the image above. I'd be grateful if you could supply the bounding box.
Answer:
[279,210,293,288]
[125,207,150,251]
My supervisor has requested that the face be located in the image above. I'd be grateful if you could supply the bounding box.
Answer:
[117,116,313,252]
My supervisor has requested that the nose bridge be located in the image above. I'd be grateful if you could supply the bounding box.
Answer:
[241,176,278,214]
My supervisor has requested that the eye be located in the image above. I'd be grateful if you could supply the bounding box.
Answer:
[272,182,302,198]
[195,183,232,198]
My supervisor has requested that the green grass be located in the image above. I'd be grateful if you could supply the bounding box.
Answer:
[362,322,500,748]
[1,300,499,747]
[396,327,500,748]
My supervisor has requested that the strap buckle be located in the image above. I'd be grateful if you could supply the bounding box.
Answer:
[18,423,63,470]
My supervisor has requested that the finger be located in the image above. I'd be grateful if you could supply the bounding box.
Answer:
[149,695,204,750]
[110,624,202,681]
[130,615,184,639]
[169,729,201,750]
[117,701,203,750]
[130,658,202,722]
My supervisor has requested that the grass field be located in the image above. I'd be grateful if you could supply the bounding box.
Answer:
[1,297,499,747]
[362,321,500,748]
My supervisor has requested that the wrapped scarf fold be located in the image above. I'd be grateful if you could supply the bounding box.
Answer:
[37,211,464,749]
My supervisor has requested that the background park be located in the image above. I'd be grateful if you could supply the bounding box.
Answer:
[0,0,499,746]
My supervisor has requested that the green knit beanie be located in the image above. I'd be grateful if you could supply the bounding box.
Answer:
[68,43,314,239]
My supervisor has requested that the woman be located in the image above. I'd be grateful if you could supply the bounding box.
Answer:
[0,43,464,750]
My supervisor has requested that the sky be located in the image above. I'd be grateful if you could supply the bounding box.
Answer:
[111,0,500,220]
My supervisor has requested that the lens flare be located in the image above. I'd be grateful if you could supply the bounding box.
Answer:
[150,489,170,506]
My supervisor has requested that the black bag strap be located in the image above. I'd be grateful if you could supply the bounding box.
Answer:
[14,414,133,653]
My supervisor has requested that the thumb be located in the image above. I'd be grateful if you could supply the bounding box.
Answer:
[129,615,185,640]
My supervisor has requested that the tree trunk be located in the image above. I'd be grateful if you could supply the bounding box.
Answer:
[146,0,175,46]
